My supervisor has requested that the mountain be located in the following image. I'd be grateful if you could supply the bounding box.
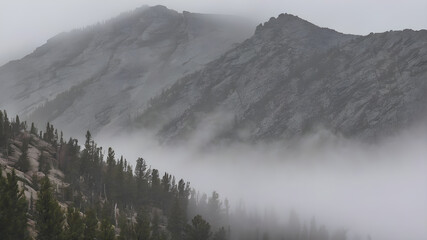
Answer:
[0,5,252,136]
[134,14,427,143]
[2,7,427,144]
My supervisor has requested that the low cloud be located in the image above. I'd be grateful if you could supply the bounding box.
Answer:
[96,120,427,240]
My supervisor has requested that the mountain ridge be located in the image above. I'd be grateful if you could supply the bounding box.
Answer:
[0,5,253,137]
[133,17,427,143]
[2,6,427,143]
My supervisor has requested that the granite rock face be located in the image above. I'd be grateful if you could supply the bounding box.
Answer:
[135,14,427,142]
[2,8,427,143]
[0,5,252,135]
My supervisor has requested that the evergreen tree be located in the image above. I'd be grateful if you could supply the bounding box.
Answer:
[135,158,147,180]
[64,207,85,240]
[83,208,98,240]
[207,191,221,227]
[38,151,51,174]
[98,218,116,240]
[80,131,92,179]
[3,111,11,156]
[105,147,116,200]
[135,208,150,240]
[135,157,149,204]
[118,211,134,240]
[35,176,65,240]
[151,211,161,240]
[106,147,116,167]
[16,138,30,172]
[151,169,161,205]
[0,169,29,240]
[168,198,185,240]
[184,215,211,240]
[116,156,125,204]
[14,115,21,134]
[0,111,5,148]
[60,131,64,145]
[31,122,38,135]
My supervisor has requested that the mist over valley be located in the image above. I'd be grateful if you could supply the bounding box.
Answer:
[0,2,426,240]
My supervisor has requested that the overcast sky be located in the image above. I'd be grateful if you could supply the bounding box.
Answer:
[1,0,426,66]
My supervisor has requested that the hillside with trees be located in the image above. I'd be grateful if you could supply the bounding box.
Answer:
[0,109,351,240]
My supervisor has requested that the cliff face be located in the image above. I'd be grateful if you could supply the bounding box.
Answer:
[135,15,427,142]
[0,5,252,136]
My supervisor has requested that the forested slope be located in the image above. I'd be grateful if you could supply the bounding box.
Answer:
[0,110,352,240]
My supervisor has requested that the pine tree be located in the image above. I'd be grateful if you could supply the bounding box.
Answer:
[98,218,116,240]
[31,122,38,135]
[83,208,98,240]
[135,157,149,204]
[168,197,185,240]
[184,215,211,240]
[13,115,21,134]
[3,111,11,156]
[16,138,30,172]
[151,211,161,240]
[35,176,65,240]
[105,147,116,200]
[80,131,92,178]
[38,151,51,174]
[60,131,64,145]
[135,208,150,240]
[207,191,221,227]
[118,212,134,240]
[151,169,161,205]
[0,111,5,148]
[0,169,29,240]
[64,207,85,240]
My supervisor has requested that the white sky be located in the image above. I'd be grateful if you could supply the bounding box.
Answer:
[1,0,426,66]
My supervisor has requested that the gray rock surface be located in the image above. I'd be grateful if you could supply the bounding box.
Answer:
[0,5,252,135]
[135,14,427,142]
[2,8,427,143]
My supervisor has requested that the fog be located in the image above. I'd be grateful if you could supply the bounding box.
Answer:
[2,1,427,239]
[94,123,427,240]
[1,0,427,65]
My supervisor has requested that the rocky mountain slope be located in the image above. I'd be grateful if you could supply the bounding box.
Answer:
[2,6,427,143]
[0,130,68,237]
[0,5,252,136]
[135,14,427,142]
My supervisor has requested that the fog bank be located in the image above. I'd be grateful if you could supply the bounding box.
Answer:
[97,127,427,240]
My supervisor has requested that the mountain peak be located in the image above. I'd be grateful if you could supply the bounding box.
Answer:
[254,13,316,35]
[140,5,176,16]
[251,13,353,54]
[0,5,252,135]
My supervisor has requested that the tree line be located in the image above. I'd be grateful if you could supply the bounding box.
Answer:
[0,109,352,240]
